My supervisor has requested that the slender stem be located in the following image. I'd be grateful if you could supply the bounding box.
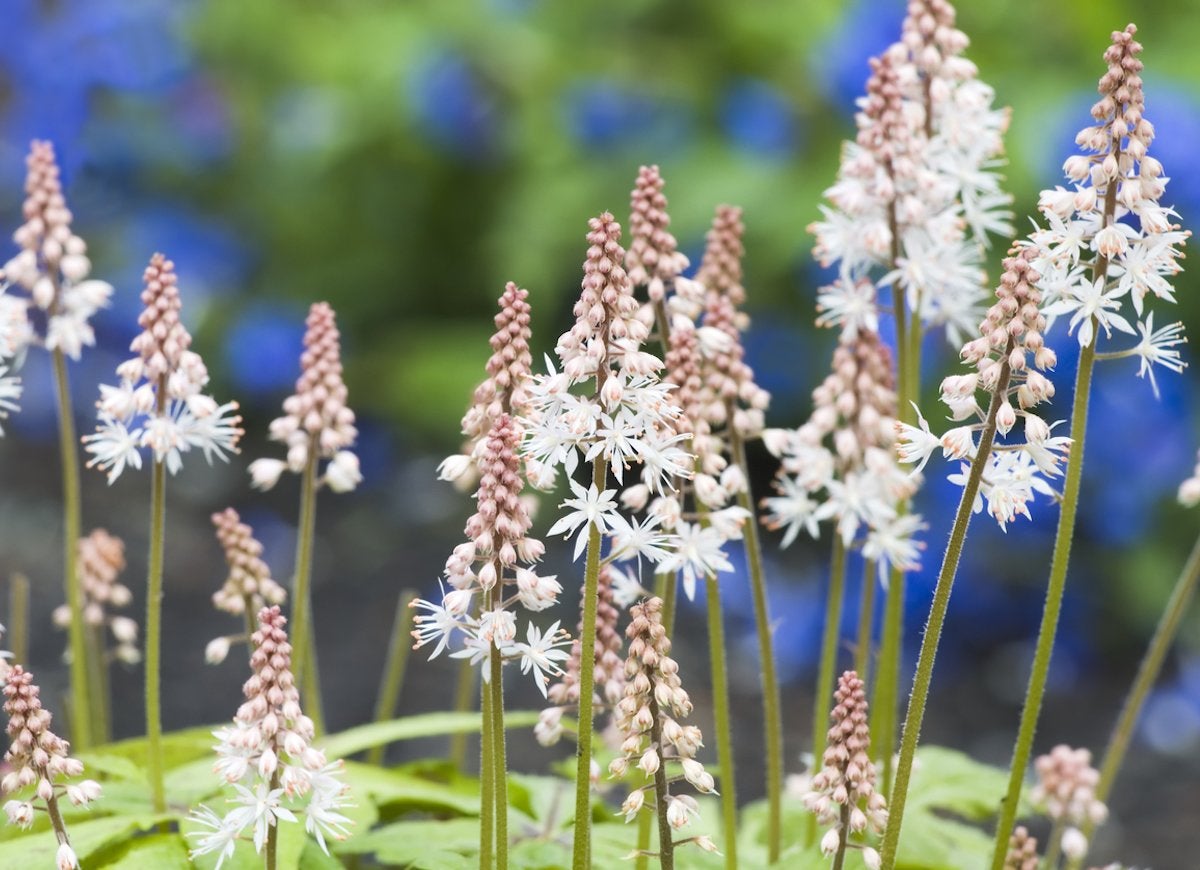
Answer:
[8,573,28,666]
[265,768,282,870]
[634,809,652,870]
[488,579,509,870]
[855,559,878,686]
[451,658,476,770]
[831,803,851,870]
[1042,816,1066,870]
[86,624,111,745]
[879,354,1013,869]
[814,536,848,765]
[1064,530,1200,870]
[305,642,326,736]
[52,348,91,750]
[988,341,1097,870]
[480,669,495,870]
[648,694,674,870]
[367,590,418,765]
[145,458,167,814]
[571,455,608,870]
[45,793,72,852]
[873,563,904,796]
[290,447,321,724]
[704,573,738,869]
[657,570,677,636]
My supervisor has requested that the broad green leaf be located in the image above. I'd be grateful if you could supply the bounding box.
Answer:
[0,814,168,867]
[336,817,479,868]
[342,760,477,817]
[164,756,227,807]
[94,726,219,773]
[299,839,345,869]
[506,773,575,829]
[74,753,149,784]
[93,832,190,869]
[318,710,541,759]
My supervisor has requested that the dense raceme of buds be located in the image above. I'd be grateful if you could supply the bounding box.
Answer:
[2,666,101,870]
[438,282,535,490]
[52,530,139,665]
[205,509,288,665]
[1031,25,1188,398]
[1,140,112,374]
[84,254,243,482]
[1030,745,1108,862]
[764,330,924,575]
[1003,825,1038,870]
[626,166,690,304]
[413,414,570,696]
[811,4,1012,348]
[188,607,351,866]
[248,302,361,494]
[895,247,1068,529]
[610,598,715,852]
[802,670,887,868]
[535,565,625,746]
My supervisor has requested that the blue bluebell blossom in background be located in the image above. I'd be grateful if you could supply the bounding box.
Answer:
[719,78,800,159]
[809,0,906,111]
[406,48,501,161]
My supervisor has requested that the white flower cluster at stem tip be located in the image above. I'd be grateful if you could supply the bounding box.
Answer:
[188,607,351,869]
[0,141,116,435]
[810,0,1013,348]
[412,414,572,697]
[84,253,242,483]
[1028,24,1188,397]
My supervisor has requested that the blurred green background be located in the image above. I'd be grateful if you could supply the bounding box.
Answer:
[1,0,1198,864]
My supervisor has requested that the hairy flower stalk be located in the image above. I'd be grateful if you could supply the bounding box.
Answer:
[803,671,887,870]
[52,530,139,744]
[248,302,360,734]
[5,141,115,750]
[188,607,351,870]
[413,413,568,867]
[2,666,102,870]
[989,26,1189,867]
[882,247,1055,868]
[610,598,717,869]
[207,509,287,666]
[85,253,242,814]
[1064,474,1200,869]
[521,212,688,870]
[808,0,1012,790]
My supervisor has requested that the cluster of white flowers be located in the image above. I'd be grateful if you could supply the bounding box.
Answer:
[1027,24,1188,396]
[84,253,242,482]
[763,329,924,576]
[0,141,117,434]
[811,0,1012,347]
[895,248,1067,529]
[413,414,572,696]
[189,607,351,868]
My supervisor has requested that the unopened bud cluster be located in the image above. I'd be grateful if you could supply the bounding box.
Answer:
[1003,825,1039,870]
[1030,745,1108,862]
[205,509,287,665]
[802,670,887,869]
[609,598,714,841]
[52,530,140,665]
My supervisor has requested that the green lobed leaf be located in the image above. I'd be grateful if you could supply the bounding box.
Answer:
[335,817,479,867]
[0,814,170,867]
[92,832,191,870]
[317,710,541,759]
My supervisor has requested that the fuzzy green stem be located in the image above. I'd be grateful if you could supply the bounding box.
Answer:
[86,624,111,745]
[52,348,91,750]
[729,433,782,863]
[571,455,608,870]
[814,536,848,766]
[879,353,1013,869]
[45,792,73,855]
[367,590,418,766]
[1065,530,1200,870]
[831,803,851,870]
[8,573,28,667]
[145,457,167,814]
[451,659,476,770]
[290,446,322,728]
[656,570,677,636]
[728,422,783,863]
[488,577,509,870]
[1042,816,1066,870]
[480,670,495,870]
[634,809,652,870]
[305,643,326,736]
[648,694,675,870]
[704,572,738,868]
[855,559,878,687]
[873,563,904,796]
[988,340,1096,870]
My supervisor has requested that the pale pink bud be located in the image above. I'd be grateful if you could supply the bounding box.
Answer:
[205,636,231,665]
[248,458,287,491]
[996,401,1016,436]
[820,828,841,855]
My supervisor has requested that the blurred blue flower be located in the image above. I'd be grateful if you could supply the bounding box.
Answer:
[810,0,905,111]
[224,304,307,397]
[743,317,811,405]
[562,80,693,154]
[405,49,500,160]
[719,78,800,159]
[1140,684,1200,754]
